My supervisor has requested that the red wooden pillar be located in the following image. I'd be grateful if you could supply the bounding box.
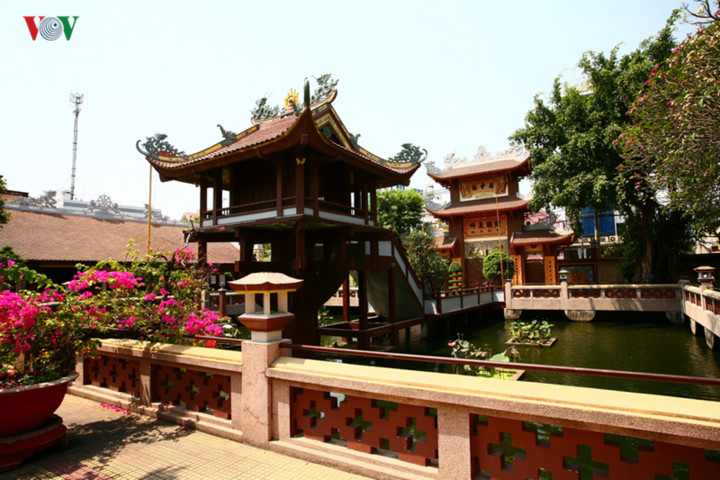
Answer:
[213,172,222,226]
[358,269,369,350]
[309,158,319,215]
[342,275,350,323]
[295,156,305,215]
[199,185,207,225]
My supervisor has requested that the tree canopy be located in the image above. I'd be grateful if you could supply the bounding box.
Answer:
[0,176,9,227]
[482,248,515,284]
[620,3,720,235]
[511,12,690,281]
[376,188,424,237]
[405,229,448,292]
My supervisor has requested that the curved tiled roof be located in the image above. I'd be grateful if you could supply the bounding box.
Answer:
[511,230,574,246]
[428,156,530,181]
[145,91,420,178]
[428,196,530,218]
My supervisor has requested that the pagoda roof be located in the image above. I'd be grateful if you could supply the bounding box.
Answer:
[426,145,530,185]
[142,89,420,188]
[433,235,457,251]
[511,229,574,246]
[428,196,530,219]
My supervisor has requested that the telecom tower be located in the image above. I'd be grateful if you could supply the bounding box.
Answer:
[69,92,84,200]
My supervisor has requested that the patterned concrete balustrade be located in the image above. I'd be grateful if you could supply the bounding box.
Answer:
[71,338,720,480]
[504,282,682,322]
[682,285,720,350]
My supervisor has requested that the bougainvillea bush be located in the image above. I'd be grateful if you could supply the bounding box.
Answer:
[1,244,225,388]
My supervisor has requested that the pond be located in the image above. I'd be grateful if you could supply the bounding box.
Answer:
[390,310,720,402]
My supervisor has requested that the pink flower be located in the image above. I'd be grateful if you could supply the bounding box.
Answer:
[144,293,157,301]
[448,341,457,347]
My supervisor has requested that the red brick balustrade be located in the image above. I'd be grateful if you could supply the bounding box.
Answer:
[470,414,720,479]
[290,387,438,467]
[84,356,141,397]
[151,365,231,419]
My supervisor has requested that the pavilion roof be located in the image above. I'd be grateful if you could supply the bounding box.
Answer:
[0,208,238,265]
[511,229,574,246]
[427,196,530,219]
[426,145,530,185]
[433,235,457,251]
[142,89,420,187]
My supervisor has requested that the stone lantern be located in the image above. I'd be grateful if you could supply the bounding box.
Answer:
[228,272,303,342]
[559,269,570,283]
[694,266,715,291]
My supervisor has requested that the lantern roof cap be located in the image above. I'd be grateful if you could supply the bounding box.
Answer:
[228,272,303,292]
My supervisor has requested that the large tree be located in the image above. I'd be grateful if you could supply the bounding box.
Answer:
[0,176,10,228]
[511,12,688,281]
[620,2,720,236]
[376,188,424,237]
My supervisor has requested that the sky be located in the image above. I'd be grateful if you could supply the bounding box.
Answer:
[1,1,695,220]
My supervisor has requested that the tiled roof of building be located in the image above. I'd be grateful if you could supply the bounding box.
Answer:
[149,115,297,170]
[145,91,420,177]
[0,209,238,264]
[426,145,531,182]
[433,235,457,250]
[511,229,574,246]
[428,196,530,218]
[428,156,530,181]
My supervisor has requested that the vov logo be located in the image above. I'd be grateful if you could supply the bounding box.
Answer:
[23,16,79,41]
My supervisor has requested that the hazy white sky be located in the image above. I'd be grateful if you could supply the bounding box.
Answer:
[1,1,694,220]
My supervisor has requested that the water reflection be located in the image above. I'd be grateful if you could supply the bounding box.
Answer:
[395,310,720,401]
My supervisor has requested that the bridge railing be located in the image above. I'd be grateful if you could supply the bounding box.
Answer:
[681,284,720,348]
[505,282,682,313]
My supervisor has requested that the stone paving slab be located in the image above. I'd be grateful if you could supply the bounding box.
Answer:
[5,394,372,480]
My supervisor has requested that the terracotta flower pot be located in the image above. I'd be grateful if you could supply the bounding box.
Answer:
[0,372,77,437]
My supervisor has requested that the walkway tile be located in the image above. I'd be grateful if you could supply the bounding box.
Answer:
[5,394,372,480]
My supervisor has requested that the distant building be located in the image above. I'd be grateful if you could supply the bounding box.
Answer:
[1,190,238,283]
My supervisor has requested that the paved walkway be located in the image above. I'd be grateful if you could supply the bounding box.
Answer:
[7,394,372,480]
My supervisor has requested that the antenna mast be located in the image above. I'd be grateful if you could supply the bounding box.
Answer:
[69,92,84,200]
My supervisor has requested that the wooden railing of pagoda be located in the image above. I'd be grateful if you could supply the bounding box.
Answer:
[71,338,720,480]
[201,195,370,226]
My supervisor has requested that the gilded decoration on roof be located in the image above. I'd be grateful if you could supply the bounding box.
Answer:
[284,89,299,109]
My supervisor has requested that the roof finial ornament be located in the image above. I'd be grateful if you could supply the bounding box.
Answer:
[284,89,301,116]
[303,78,310,109]
[217,124,237,146]
[136,133,185,157]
